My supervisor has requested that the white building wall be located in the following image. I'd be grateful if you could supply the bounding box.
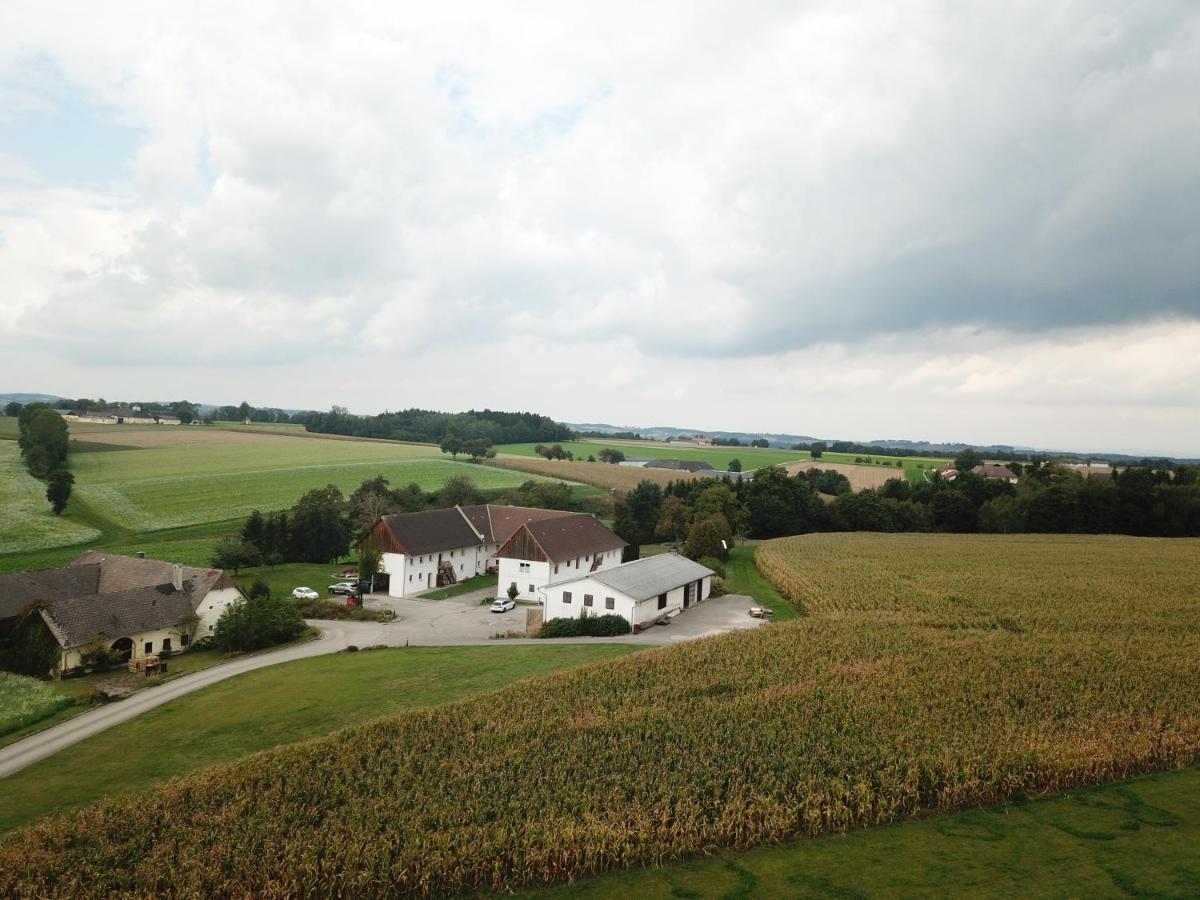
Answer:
[383,546,481,597]
[543,575,634,627]
[196,587,241,634]
[497,559,552,601]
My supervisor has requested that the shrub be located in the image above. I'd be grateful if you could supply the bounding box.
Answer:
[709,576,727,597]
[294,600,394,622]
[213,594,305,652]
[697,556,725,578]
[247,579,271,600]
[537,613,630,638]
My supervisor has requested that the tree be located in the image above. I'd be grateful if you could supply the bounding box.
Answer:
[247,579,271,600]
[686,514,732,560]
[349,476,396,534]
[655,495,689,543]
[464,438,494,462]
[518,480,575,510]
[809,442,826,459]
[3,401,21,417]
[211,536,261,574]
[612,481,664,547]
[598,447,626,464]
[18,408,68,478]
[358,540,382,592]
[241,509,266,553]
[289,485,351,563]
[743,466,825,537]
[439,473,481,507]
[170,400,198,425]
[750,438,770,448]
[728,458,742,472]
[440,435,464,459]
[692,483,747,534]
[45,469,74,515]
[929,490,978,533]
[237,401,252,422]
[213,594,305,652]
[953,448,985,473]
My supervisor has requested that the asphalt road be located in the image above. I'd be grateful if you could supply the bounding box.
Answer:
[0,594,763,779]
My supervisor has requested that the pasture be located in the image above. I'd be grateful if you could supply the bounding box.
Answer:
[0,674,76,740]
[0,443,101,556]
[3,532,1195,896]
[496,440,806,471]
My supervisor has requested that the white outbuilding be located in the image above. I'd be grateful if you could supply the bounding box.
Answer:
[543,553,715,633]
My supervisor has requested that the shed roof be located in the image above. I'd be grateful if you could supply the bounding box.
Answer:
[0,565,101,620]
[566,554,714,602]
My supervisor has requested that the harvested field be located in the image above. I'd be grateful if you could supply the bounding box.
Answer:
[486,455,708,492]
[66,426,312,450]
[3,533,1197,897]
[783,459,906,491]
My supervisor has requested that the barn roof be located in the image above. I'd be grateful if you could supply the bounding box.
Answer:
[40,583,197,650]
[68,551,228,600]
[496,514,626,563]
[0,565,101,620]
[369,505,579,556]
[567,554,714,602]
[970,465,1018,479]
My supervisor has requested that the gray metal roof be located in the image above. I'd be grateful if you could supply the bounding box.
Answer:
[569,554,713,602]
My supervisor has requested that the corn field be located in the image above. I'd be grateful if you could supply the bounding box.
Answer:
[2,533,1198,897]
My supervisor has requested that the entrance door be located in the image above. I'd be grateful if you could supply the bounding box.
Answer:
[110,637,133,661]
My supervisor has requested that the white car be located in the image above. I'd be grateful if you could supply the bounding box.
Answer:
[490,598,516,614]
[292,587,319,601]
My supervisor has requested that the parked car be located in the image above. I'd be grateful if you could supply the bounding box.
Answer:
[748,606,774,619]
[490,598,516,614]
[292,587,319,601]
[328,582,357,596]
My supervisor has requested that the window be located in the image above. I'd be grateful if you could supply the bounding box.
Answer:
[658,593,667,610]
[519,562,531,573]
[584,594,593,607]
[181,633,190,647]
[144,641,153,654]
[605,597,615,610]
[528,584,535,594]
[563,591,572,604]
[162,637,172,652]
[554,564,559,574]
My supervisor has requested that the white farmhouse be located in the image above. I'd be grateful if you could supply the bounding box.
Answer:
[493,514,627,602]
[363,505,582,597]
[543,553,715,633]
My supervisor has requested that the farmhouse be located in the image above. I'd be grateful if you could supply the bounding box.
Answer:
[543,553,714,633]
[60,409,179,425]
[0,552,242,673]
[971,464,1019,483]
[934,465,958,481]
[643,459,715,473]
[363,504,584,597]
[494,514,627,602]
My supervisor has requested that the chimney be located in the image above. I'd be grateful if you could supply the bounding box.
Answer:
[136,551,145,559]
[172,564,183,591]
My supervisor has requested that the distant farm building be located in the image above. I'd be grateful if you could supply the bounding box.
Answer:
[62,409,180,425]
[934,466,959,481]
[643,459,715,473]
[543,553,714,633]
[971,465,1019,483]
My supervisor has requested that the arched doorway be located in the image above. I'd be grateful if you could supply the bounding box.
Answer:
[110,637,133,662]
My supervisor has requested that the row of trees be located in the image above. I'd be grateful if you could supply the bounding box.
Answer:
[610,463,1200,558]
[303,407,571,445]
[14,404,74,514]
[439,435,496,461]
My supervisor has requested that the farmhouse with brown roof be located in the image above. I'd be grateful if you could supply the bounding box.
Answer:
[493,514,627,602]
[0,552,242,674]
[970,464,1019,483]
[361,504,583,597]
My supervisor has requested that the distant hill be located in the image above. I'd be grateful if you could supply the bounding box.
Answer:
[0,393,67,405]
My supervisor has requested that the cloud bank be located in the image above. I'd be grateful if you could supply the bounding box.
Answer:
[1,1,1197,453]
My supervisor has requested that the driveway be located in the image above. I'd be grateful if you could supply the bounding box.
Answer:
[0,594,765,779]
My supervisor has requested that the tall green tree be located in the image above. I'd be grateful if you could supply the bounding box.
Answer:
[289,485,351,563]
[45,469,74,515]
[612,481,663,547]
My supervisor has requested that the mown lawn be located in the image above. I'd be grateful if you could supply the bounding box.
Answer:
[722,545,798,621]
[0,443,101,556]
[232,562,357,600]
[0,644,642,834]
[419,572,498,600]
[520,766,1200,899]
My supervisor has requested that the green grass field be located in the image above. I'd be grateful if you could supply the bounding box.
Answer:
[520,767,1200,898]
[0,443,101,555]
[0,644,642,834]
[0,674,76,739]
[231,562,358,600]
[497,440,807,471]
[723,545,798,621]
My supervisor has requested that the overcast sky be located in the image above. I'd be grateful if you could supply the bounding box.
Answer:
[1,2,1198,454]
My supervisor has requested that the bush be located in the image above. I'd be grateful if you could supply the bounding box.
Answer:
[247,579,271,600]
[709,576,727,597]
[697,556,725,578]
[294,600,394,622]
[537,613,630,638]
[213,594,306,652]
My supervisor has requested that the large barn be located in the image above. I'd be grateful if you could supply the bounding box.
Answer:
[492,514,627,602]
[362,504,587,597]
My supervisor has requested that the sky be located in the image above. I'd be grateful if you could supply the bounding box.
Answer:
[1,2,1198,456]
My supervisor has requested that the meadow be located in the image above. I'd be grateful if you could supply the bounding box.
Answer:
[2,532,1195,897]
[0,674,76,739]
[497,440,806,470]
[0,426,564,564]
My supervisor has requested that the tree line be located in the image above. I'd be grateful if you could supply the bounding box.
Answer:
[611,462,1200,559]
[302,407,571,445]
[9,403,74,515]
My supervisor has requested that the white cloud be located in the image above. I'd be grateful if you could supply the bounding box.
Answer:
[0,1,1197,453]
